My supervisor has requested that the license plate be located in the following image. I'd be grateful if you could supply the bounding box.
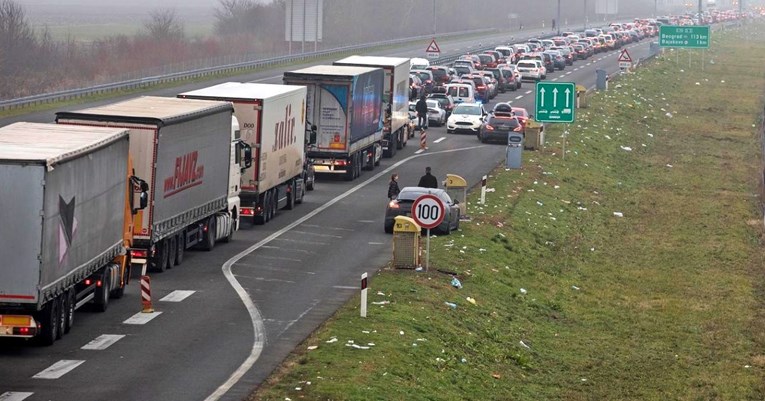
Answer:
[1,315,31,326]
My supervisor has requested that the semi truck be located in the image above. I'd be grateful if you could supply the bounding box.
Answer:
[283,65,385,181]
[178,83,310,225]
[56,96,251,272]
[0,123,148,345]
[333,56,411,157]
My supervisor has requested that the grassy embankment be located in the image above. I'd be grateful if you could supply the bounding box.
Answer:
[252,23,765,401]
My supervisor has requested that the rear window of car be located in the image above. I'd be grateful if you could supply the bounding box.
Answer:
[429,69,447,80]
[478,54,493,64]
[517,62,536,68]
[487,69,501,79]
[489,116,519,126]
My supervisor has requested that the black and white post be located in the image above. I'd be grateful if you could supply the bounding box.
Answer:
[360,272,368,317]
[480,175,487,204]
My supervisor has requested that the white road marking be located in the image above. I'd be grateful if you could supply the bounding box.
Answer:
[552,78,559,81]
[525,90,532,94]
[357,220,375,223]
[272,237,328,246]
[301,224,353,231]
[255,255,303,262]
[123,311,162,325]
[289,230,342,238]
[0,392,34,401]
[160,290,196,303]
[32,360,85,379]
[250,74,283,83]
[368,242,385,245]
[415,149,425,154]
[332,286,358,290]
[433,137,446,143]
[208,144,488,401]
[565,72,572,75]
[81,334,125,350]
[515,95,523,100]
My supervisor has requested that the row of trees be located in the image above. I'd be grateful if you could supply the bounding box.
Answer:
[0,0,653,100]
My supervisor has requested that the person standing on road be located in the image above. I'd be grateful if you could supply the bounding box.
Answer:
[415,95,428,131]
[388,173,401,200]
[418,167,438,189]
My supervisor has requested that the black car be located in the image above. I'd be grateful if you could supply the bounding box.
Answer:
[384,187,461,234]
[478,113,523,143]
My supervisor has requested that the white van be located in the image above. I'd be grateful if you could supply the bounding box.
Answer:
[444,83,475,104]
[410,57,430,70]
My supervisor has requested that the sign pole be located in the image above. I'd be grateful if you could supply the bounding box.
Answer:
[360,273,368,317]
[425,229,430,271]
[562,124,568,160]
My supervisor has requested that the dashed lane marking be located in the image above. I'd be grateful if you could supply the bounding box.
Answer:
[81,334,125,350]
[0,392,34,401]
[32,360,85,379]
[525,90,532,94]
[434,137,446,143]
[515,95,523,100]
[160,290,196,302]
[415,149,425,154]
[123,311,162,325]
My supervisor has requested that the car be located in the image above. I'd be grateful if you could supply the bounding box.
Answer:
[384,187,461,234]
[486,67,510,92]
[478,113,523,143]
[444,83,475,104]
[426,99,447,126]
[452,64,474,77]
[411,69,435,94]
[550,46,574,65]
[458,54,482,70]
[427,92,456,118]
[427,66,453,86]
[410,57,430,70]
[446,102,487,135]
[510,106,531,130]
[543,50,566,71]
[572,44,588,60]
[477,53,496,69]
[463,75,490,102]
[453,59,478,71]
[515,60,544,81]
[409,74,423,101]
[500,65,522,89]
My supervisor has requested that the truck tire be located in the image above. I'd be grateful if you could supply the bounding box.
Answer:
[223,213,235,243]
[94,270,110,312]
[167,236,178,268]
[344,156,356,181]
[396,131,404,149]
[200,216,216,251]
[153,240,169,273]
[37,297,59,346]
[175,232,186,266]
[64,289,75,333]
[286,184,295,210]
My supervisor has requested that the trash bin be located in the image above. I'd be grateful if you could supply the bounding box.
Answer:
[444,174,467,217]
[523,120,545,151]
[576,85,588,108]
[392,216,421,269]
[596,69,608,91]
[649,41,662,58]
[506,132,523,169]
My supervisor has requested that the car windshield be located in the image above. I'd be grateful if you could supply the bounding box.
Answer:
[512,108,528,117]
[453,105,481,115]
[488,116,519,126]
[398,188,443,201]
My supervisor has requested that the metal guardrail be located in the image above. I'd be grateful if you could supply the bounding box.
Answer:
[0,28,497,111]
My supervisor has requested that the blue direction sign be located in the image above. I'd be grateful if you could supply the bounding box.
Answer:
[535,82,576,123]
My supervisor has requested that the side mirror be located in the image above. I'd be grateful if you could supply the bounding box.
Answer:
[130,176,149,214]
[241,141,253,169]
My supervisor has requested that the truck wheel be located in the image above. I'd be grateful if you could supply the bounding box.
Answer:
[55,296,66,340]
[286,185,295,210]
[223,212,235,243]
[344,157,356,181]
[396,132,404,149]
[295,184,305,204]
[255,194,268,225]
[153,240,168,273]
[306,178,314,191]
[37,297,59,346]
[64,289,75,333]
[167,236,178,268]
[94,270,110,312]
[201,216,216,251]
[175,232,186,265]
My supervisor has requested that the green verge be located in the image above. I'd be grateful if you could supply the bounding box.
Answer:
[251,25,765,401]
[0,30,496,119]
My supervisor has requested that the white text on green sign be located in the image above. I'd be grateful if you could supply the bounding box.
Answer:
[659,25,710,48]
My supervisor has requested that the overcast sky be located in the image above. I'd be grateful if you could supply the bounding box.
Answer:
[21,0,271,7]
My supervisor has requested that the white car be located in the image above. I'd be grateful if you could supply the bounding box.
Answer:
[446,103,487,135]
[426,99,447,126]
[516,60,544,81]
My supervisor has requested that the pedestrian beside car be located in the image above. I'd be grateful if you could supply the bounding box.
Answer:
[388,173,401,200]
[418,167,438,188]
[415,95,428,131]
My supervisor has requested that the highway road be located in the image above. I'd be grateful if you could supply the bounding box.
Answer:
[0,29,656,401]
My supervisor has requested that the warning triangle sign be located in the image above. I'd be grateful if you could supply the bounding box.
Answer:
[618,49,632,63]
[426,39,441,53]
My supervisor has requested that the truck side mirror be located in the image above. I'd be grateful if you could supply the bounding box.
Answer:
[241,141,253,170]
[309,125,318,144]
[130,176,149,214]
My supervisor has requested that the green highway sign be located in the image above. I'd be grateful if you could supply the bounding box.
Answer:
[659,25,710,48]
[535,82,576,123]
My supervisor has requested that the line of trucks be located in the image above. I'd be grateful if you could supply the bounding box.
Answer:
[0,56,414,345]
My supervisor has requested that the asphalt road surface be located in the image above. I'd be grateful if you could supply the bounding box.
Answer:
[0,29,655,401]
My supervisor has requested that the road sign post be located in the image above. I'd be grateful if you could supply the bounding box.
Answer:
[411,194,445,271]
[618,48,633,70]
[659,25,710,48]
[426,38,441,59]
[535,82,576,123]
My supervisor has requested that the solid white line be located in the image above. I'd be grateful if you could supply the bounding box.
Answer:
[301,224,353,231]
[515,95,523,100]
[81,334,125,350]
[0,392,34,401]
[250,74,283,83]
[272,237,328,245]
[160,290,196,302]
[357,220,375,223]
[123,311,162,325]
[433,137,446,143]
[289,230,343,238]
[32,360,85,379]
[206,144,488,401]
[368,242,385,245]
[414,149,425,154]
[332,286,358,290]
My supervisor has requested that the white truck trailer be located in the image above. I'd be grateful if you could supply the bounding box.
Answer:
[56,96,251,272]
[0,123,147,345]
[333,56,411,157]
[179,83,310,225]
[283,65,385,181]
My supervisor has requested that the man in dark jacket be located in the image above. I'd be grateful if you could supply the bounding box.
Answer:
[387,173,400,200]
[417,167,438,188]
[415,95,428,131]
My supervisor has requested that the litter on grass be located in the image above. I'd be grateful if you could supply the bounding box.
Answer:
[445,301,458,309]
[613,212,624,218]
[451,277,462,289]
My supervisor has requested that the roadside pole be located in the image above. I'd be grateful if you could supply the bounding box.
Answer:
[360,273,368,317]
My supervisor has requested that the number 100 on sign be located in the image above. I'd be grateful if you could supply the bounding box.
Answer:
[411,194,445,229]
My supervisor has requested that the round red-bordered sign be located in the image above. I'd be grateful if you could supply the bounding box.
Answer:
[411,194,445,230]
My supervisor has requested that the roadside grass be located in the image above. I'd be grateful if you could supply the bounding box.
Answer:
[250,23,765,401]
[0,30,495,119]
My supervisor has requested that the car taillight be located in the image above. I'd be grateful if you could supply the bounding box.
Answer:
[477,85,486,89]
[388,200,399,209]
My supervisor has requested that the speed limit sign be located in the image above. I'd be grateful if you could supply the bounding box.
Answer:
[411,194,445,230]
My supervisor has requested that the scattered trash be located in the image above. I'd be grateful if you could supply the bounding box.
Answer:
[326,337,338,343]
[745,365,752,368]
[520,288,527,295]
[415,266,424,272]
[572,285,580,290]
[362,330,370,334]
[371,301,390,305]
[466,297,477,305]
[399,330,405,335]
[451,277,462,289]
[307,345,318,350]
[695,82,700,85]
[295,387,302,391]
[666,164,673,168]
[665,112,673,118]
[461,358,467,363]
[620,146,632,152]
[486,188,496,193]
[492,373,502,379]
[613,212,624,218]
[445,302,457,309]
[349,344,370,350]
[376,291,386,296]
[581,378,587,382]
[519,340,531,349]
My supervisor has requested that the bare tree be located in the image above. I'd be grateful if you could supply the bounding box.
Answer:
[143,8,185,41]
[0,0,37,97]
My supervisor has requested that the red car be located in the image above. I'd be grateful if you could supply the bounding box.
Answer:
[511,107,531,131]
